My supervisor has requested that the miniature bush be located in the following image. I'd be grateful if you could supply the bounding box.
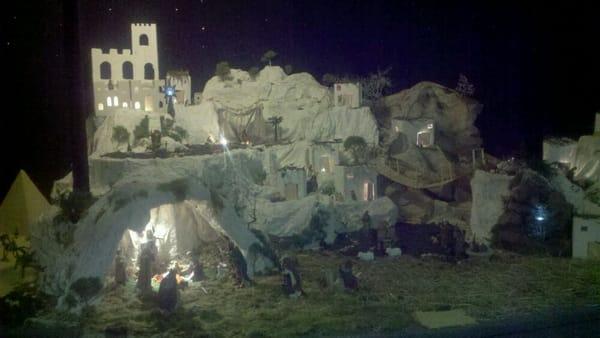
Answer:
[53,191,96,224]
[319,180,336,196]
[248,66,260,79]
[111,125,130,149]
[133,115,150,142]
[344,136,368,164]
[261,50,277,66]
[0,282,51,327]
[215,61,232,81]
[284,64,293,75]
[170,126,189,142]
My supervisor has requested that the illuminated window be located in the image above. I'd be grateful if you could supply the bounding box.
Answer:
[363,181,375,201]
[98,103,104,111]
[107,96,112,107]
[113,96,119,106]
[134,101,141,109]
[122,102,128,108]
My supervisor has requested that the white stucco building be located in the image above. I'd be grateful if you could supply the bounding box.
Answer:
[277,167,307,201]
[572,217,600,259]
[391,118,436,148]
[542,137,577,167]
[333,165,377,202]
[166,70,192,105]
[333,83,362,108]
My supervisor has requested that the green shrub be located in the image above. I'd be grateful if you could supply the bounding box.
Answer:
[344,136,368,164]
[215,61,231,81]
[320,180,336,196]
[133,116,150,142]
[111,125,130,148]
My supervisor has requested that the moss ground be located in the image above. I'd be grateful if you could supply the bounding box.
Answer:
[72,250,600,337]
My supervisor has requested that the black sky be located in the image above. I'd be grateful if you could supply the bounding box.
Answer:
[2,0,599,200]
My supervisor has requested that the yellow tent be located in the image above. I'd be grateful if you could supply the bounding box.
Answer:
[0,170,52,236]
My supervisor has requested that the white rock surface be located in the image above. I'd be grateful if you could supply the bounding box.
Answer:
[33,150,274,300]
[469,170,513,243]
[573,135,600,183]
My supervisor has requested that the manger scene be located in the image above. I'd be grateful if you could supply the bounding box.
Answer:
[2,21,600,337]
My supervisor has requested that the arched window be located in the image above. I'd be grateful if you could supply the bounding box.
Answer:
[139,34,149,46]
[100,62,111,79]
[122,102,128,108]
[97,103,104,111]
[113,96,119,106]
[134,101,141,109]
[144,63,155,80]
[122,61,133,79]
[107,97,112,107]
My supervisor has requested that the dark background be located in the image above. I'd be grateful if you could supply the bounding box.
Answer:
[1,0,598,200]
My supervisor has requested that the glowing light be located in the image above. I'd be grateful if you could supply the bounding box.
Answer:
[165,86,175,97]
[220,136,228,146]
[321,168,326,173]
[535,216,545,221]
[134,101,141,109]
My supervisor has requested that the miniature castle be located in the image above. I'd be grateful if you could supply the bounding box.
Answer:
[91,24,191,116]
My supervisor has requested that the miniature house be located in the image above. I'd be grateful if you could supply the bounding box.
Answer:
[572,217,600,259]
[333,165,378,202]
[305,142,341,185]
[542,137,577,167]
[277,167,307,201]
[166,70,192,105]
[392,118,436,148]
[333,83,362,108]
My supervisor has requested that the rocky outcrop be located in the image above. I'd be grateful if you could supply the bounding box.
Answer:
[491,170,572,256]
[469,170,513,243]
[383,81,482,156]
[573,135,600,183]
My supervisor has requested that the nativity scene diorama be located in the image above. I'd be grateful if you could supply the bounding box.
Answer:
[1,22,600,336]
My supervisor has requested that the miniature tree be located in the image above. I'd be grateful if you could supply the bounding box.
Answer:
[268,116,283,142]
[133,116,150,142]
[215,61,231,81]
[111,125,130,150]
[284,64,293,75]
[321,73,339,86]
[261,50,278,66]
[361,68,392,103]
[344,136,368,164]
[455,73,475,97]
[248,66,260,79]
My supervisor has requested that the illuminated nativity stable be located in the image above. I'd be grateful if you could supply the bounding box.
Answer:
[11,20,600,335]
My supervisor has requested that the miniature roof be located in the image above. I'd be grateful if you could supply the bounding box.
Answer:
[0,170,52,236]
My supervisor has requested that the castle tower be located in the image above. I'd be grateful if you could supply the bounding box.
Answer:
[130,23,159,81]
[90,23,163,116]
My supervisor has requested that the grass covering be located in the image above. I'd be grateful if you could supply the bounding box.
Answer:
[69,251,600,337]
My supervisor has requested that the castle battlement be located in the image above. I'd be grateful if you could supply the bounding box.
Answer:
[91,48,133,56]
[132,23,156,27]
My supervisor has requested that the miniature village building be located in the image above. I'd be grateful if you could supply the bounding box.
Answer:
[392,118,436,148]
[542,137,577,167]
[572,217,600,259]
[333,83,362,108]
[306,142,341,179]
[595,113,600,133]
[277,166,307,201]
[91,24,192,117]
[333,165,377,202]
[166,70,192,105]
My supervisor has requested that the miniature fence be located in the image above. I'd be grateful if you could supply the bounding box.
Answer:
[372,155,456,189]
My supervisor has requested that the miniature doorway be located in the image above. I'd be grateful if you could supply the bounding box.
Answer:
[363,180,375,201]
[285,183,299,200]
